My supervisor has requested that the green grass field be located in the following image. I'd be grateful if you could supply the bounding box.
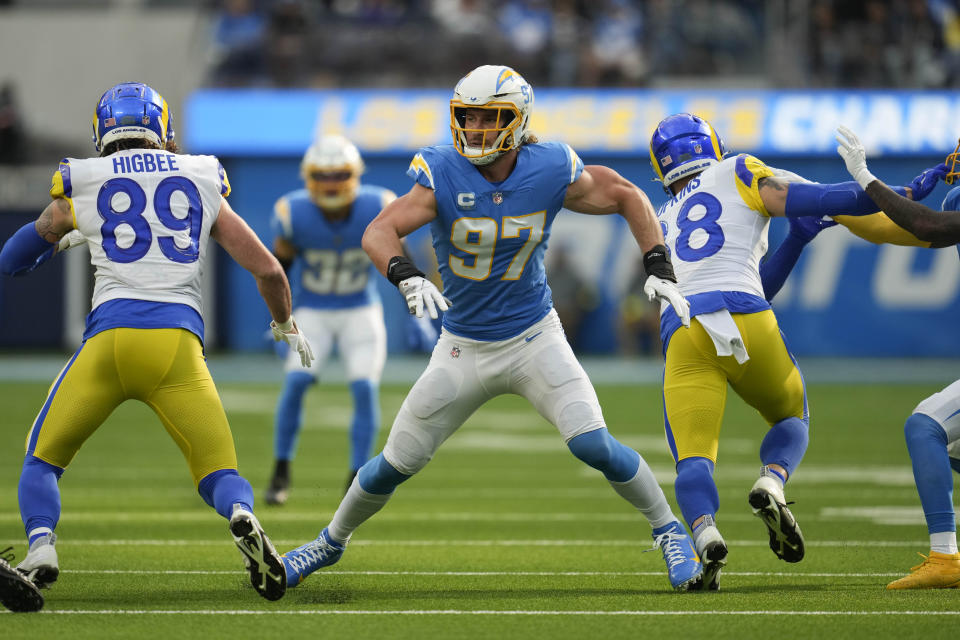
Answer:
[1,376,958,638]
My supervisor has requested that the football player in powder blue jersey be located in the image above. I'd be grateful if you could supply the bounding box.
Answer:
[837,127,960,589]
[279,65,706,593]
[265,135,437,504]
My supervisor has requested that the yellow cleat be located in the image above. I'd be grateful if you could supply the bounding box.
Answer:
[886,551,960,590]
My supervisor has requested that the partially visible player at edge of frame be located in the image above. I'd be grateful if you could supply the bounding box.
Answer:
[0,82,315,612]
[647,113,947,591]
[265,134,437,504]
[278,64,706,592]
[837,124,960,590]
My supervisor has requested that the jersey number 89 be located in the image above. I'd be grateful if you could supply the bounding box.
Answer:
[97,176,203,264]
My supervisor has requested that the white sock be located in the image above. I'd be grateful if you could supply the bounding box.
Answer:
[692,515,716,541]
[930,531,958,554]
[608,456,675,530]
[327,476,394,544]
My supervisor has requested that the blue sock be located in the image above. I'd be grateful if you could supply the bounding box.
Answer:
[566,429,640,482]
[904,413,956,535]
[759,416,809,479]
[357,453,410,495]
[18,455,64,539]
[198,469,254,519]
[274,371,315,461]
[349,379,380,472]
[674,457,718,528]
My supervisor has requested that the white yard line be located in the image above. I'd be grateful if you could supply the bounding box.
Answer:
[4,609,959,616]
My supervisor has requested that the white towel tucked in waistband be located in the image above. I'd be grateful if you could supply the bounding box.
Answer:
[695,309,749,364]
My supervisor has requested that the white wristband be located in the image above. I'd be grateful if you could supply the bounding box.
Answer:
[275,317,294,332]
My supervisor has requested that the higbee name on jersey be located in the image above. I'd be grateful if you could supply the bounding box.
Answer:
[109,152,180,174]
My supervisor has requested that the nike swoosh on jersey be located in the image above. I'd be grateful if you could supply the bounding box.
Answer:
[524,331,543,343]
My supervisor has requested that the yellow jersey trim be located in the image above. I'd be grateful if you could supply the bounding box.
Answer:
[49,162,76,228]
[734,154,774,217]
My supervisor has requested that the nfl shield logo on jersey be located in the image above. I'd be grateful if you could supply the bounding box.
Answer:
[450,345,461,358]
[492,192,503,205]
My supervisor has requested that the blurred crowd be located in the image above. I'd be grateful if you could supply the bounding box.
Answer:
[206,0,960,89]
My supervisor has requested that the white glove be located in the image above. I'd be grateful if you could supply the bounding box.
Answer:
[643,275,690,328]
[835,125,877,189]
[398,276,451,320]
[270,316,314,368]
[57,230,86,252]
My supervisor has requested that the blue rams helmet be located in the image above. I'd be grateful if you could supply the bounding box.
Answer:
[649,113,725,189]
[92,82,173,153]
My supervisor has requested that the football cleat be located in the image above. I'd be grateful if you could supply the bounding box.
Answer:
[650,520,703,591]
[0,548,43,612]
[17,533,58,589]
[886,551,960,590]
[229,507,286,601]
[692,525,728,591]
[264,467,290,506]
[281,527,345,588]
[748,475,804,563]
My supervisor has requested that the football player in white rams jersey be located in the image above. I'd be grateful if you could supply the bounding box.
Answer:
[836,126,960,589]
[647,113,947,591]
[265,135,437,504]
[0,82,314,610]
[280,65,705,592]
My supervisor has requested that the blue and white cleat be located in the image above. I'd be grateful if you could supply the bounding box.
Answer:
[281,527,345,587]
[650,520,703,591]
